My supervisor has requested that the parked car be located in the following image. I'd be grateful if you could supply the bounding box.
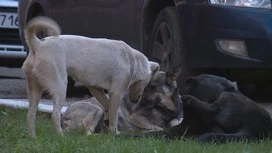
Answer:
[0,0,26,67]
[18,0,272,92]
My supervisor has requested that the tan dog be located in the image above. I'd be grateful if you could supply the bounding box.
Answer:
[22,16,159,137]
[61,67,183,135]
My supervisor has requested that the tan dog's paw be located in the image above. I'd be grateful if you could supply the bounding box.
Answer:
[86,130,93,136]
[109,126,120,135]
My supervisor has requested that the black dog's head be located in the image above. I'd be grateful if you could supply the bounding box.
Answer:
[184,74,238,103]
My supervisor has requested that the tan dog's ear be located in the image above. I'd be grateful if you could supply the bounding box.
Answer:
[166,65,182,82]
[149,61,160,75]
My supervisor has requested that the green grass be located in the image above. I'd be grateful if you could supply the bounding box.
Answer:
[0,106,272,153]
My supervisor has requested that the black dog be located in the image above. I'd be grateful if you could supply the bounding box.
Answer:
[132,74,272,143]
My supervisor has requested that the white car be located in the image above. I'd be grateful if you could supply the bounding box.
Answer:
[0,0,26,67]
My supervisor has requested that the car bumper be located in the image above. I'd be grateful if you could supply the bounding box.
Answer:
[177,4,272,68]
[0,44,26,58]
[0,5,27,60]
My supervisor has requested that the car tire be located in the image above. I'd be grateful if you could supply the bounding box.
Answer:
[148,6,197,93]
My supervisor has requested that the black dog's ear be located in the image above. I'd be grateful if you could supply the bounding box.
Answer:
[221,81,237,92]
[166,65,182,83]
[185,77,198,86]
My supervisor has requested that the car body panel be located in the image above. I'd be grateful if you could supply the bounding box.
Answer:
[177,3,272,68]
[18,0,272,80]
[19,0,144,50]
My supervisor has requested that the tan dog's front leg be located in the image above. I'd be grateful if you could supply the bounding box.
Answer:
[108,92,123,135]
[88,87,110,121]
[88,87,110,109]
[130,113,163,131]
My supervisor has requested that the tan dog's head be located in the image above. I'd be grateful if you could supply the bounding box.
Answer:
[129,61,160,103]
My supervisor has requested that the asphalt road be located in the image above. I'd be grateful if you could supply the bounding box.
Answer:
[0,66,272,116]
[0,67,92,105]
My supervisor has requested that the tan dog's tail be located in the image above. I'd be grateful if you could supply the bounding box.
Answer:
[24,16,61,53]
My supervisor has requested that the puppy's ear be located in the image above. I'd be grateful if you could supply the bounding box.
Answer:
[171,88,180,101]
[166,65,182,82]
[172,88,182,119]
[149,61,160,75]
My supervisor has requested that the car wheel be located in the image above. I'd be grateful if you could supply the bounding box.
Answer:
[148,6,197,93]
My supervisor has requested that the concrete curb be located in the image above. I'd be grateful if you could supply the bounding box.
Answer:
[0,98,67,113]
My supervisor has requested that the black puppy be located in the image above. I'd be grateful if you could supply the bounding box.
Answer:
[134,74,272,143]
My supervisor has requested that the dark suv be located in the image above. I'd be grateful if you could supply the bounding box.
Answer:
[18,0,272,91]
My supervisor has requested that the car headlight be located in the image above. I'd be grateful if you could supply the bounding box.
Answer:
[210,0,271,9]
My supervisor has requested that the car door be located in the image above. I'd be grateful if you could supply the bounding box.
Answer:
[46,0,85,35]
[47,0,138,48]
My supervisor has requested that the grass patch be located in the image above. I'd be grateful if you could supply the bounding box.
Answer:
[0,106,271,153]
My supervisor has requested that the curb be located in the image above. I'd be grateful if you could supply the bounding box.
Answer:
[0,98,67,113]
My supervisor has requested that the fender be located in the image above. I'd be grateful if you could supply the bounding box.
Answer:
[139,0,184,54]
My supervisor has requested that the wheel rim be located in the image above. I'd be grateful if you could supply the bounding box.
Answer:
[152,22,174,71]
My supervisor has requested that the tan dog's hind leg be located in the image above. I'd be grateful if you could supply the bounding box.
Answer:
[26,74,43,137]
[51,80,67,136]
[39,62,68,136]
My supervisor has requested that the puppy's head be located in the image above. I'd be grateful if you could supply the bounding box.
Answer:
[129,61,160,103]
[139,65,182,113]
[184,74,238,103]
[155,88,183,122]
